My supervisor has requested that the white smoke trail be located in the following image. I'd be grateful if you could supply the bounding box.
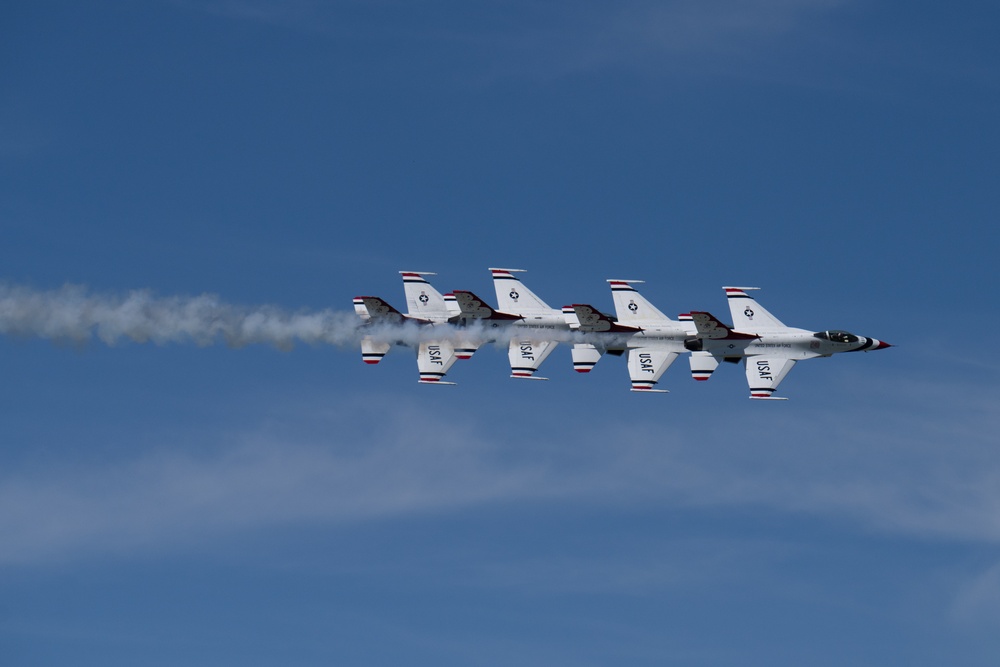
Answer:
[0,284,625,351]
[0,284,362,350]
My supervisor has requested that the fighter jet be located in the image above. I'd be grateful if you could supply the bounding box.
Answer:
[601,280,696,393]
[450,268,598,379]
[685,287,891,399]
[353,271,477,384]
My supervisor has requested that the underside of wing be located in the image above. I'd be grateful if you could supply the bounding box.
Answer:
[627,348,679,393]
[744,355,796,400]
[417,340,458,384]
[508,339,557,379]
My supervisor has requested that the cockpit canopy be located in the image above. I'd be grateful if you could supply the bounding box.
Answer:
[813,330,859,344]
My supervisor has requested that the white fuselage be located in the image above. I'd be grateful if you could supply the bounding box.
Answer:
[701,328,883,360]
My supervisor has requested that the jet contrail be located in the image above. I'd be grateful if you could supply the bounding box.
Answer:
[0,284,366,350]
[0,283,619,351]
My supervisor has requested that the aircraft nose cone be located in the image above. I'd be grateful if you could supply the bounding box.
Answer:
[875,340,892,349]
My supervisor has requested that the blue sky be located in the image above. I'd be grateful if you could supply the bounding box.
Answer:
[2,1,999,664]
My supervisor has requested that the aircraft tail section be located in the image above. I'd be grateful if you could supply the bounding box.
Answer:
[724,287,786,330]
[571,304,642,334]
[360,336,390,365]
[400,271,453,321]
[452,290,522,321]
[689,312,758,341]
[453,338,482,360]
[688,350,720,381]
[607,280,672,323]
[490,268,555,315]
[353,297,371,321]
[571,343,602,373]
[677,313,698,336]
[356,296,407,324]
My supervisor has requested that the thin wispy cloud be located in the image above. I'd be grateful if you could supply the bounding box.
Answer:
[2,370,997,567]
[176,0,853,80]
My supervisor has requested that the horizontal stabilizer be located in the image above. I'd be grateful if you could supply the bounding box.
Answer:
[356,296,408,324]
[572,304,642,333]
[571,343,602,373]
[689,350,719,381]
[361,336,390,365]
[689,312,757,340]
[453,291,522,321]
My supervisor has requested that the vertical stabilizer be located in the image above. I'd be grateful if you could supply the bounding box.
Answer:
[724,287,785,330]
[607,280,672,323]
[400,271,451,321]
[490,268,555,315]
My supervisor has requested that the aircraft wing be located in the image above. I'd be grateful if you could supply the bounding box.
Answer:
[417,340,459,384]
[509,338,557,380]
[628,348,679,393]
[744,355,797,400]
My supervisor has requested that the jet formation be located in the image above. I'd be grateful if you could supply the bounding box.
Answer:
[354,269,891,400]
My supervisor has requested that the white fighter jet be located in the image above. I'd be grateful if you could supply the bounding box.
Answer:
[599,279,696,393]
[451,268,601,379]
[353,271,477,384]
[685,287,892,399]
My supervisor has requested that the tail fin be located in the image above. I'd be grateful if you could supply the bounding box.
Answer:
[562,305,581,329]
[400,271,452,321]
[443,293,460,318]
[353,297,371,322]
[489,268,555,315]
[677,313,697,336]
[724,287,785,330]
[607,280,673,323]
